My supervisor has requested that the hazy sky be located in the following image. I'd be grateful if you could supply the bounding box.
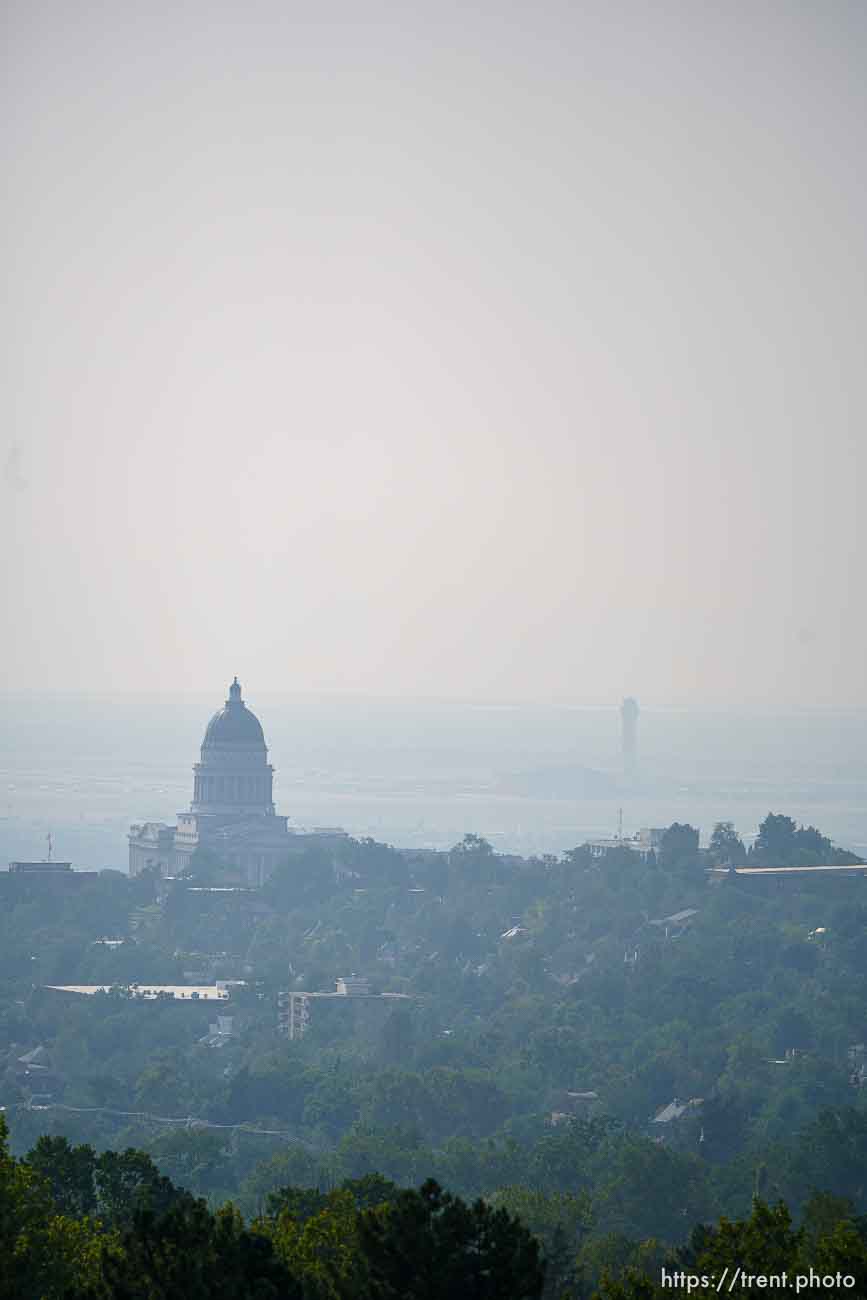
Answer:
[2,1,865,705]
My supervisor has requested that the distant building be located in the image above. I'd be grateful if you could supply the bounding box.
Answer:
[648,908,700,938]
[706,864,867,891]
[199,1015,235,1047]
[12,1044,63,1101]
[710,864,867,876]
[10,860,73,872]
[548,1089,600,1126]
[278,991,310,1040]
[15,1044,52,1074]
[650,1096,704,1144]
[129,679,298,886]
[44,983,231,1001]
[6,862,98,884]
[586,827,665,861]
[124,824,175,875]
[278,979,411,1040]
[500,925,528,941]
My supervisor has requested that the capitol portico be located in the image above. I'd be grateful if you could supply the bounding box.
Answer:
[129,678,295,886]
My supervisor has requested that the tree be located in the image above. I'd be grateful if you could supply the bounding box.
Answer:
[771,1007,814,1057]
[263,845,338,911]
[577,1234,668,1299]
[94,1148,187,1229]
[89,1198,301,1299]
[696,1095,750,1164]
[451,834,494,859]
[693,1200,801,1292]
[1,1112,55,1297]
[239,1148,324,1220]
[148,1129,234,1196]
[341,1173,399,1211]
[593,1195,867,1298]
[754,814,797,865]
[449,835,497,887]
[793,825,833,864]
[708,822,746,866]
[379,1006,415,1065]
[266,1184,329,1222]
[487,1186,592,1299]
[659,824,700,870]
[134,1053,185,1113]
[27,1135,98,1219]
[1,1115,109,1299]
[183,845,233,885]
[259,1188,361,1299]
[782,1108,867,1210]
[355,1178,544,1300]
[562,844,594,869]
[593,1139,711,1243]
[344,838,410,889]
[801,1190,862,1247]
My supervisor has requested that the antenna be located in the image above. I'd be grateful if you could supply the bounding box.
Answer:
[46,832,53,862]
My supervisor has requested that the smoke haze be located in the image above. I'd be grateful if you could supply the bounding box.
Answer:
[3,1,865,705]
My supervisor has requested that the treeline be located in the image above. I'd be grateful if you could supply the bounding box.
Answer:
[4,1115,867,1299]
[13,1103,867,1250]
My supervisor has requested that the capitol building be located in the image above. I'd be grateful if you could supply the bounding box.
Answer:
[129,678,297,885]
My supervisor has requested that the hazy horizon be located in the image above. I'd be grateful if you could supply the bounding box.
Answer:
[2,690,865,869]
[3,1,866,707]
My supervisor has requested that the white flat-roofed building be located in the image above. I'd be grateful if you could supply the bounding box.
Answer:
[45,983,231,1001]
[586,828,666,861]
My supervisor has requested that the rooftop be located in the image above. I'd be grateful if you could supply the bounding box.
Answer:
[202,678,266,749]
[708,864,867,877]
[44,984,230,1001]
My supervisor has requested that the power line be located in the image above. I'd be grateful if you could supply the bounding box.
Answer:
[9,1101,319,1150]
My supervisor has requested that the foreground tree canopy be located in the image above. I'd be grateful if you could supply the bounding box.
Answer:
[2,1116,867,1299]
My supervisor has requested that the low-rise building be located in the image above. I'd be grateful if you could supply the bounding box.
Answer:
[649,1096,704,1144]
[278,979,412,1040]
[199,1015,236,1048]
[586,829,666,861]
[44,983,231,1002]
[5,862,98,885]
[549,1089,601,1125]
[648,908,700,938]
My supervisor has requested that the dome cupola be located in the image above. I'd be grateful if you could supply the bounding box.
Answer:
[191,678,275,816]
[202,677,266,749]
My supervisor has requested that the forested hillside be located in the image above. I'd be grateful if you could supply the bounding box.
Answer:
[1,813,865,1294]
